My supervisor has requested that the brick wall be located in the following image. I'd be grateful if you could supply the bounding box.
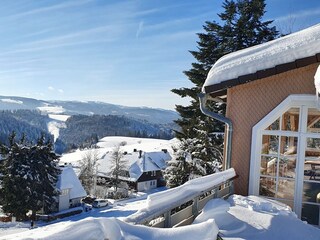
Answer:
[226,63,318,195]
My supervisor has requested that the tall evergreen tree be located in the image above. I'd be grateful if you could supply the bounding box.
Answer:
[172,0,278,180]
[0,133,61,220]
[0,133,30,220]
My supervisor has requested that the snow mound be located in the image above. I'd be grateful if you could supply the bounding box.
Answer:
[203,23,320,89]
[228,195,294,216]
[194,198,247,236]
[193,195,320,240]
[1,217,219,240]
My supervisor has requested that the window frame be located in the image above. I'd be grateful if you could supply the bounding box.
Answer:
[249,94,319,218]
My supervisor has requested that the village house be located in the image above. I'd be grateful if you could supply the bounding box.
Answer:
[56,165,87,212]
[98,150,171,192]
[200,23,320,226]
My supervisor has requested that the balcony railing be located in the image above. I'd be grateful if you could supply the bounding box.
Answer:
[126,169,237,228]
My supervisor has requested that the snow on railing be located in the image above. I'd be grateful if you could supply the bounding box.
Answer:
[125,168,236,227]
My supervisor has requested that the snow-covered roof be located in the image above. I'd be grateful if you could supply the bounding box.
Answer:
[203,23,320,94]
[56,166,87,199]
[59,137,175,182]
[127,151,171,180]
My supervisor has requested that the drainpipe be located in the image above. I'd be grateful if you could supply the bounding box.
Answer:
[198,92,233,170]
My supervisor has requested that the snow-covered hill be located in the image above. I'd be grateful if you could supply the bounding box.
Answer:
[0,96,178,124]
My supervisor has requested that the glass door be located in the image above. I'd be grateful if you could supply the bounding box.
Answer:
[257,105,320,226]
[301,108,320,225]
[259,108,299,210]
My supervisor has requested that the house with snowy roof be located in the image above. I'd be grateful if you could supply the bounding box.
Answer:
[200,23,320,226]
[99,150,171,192]
[56,165,87,212]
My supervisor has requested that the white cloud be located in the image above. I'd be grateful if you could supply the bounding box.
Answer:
[8,0,93,20]
[58,89,64,94]
[275,7,320,23]
[136,21,144,38]
[48,86,55,91]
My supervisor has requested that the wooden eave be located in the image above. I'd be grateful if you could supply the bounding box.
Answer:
[204,53,320,97]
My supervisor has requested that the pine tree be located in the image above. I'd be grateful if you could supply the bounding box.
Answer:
[27,136,61,218]
[0,133,30,220]
[163,145,190,188]
[172,0,278,180]
[0,134,61,220]
[164,139,223,188]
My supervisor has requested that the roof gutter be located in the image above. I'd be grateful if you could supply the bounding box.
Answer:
[198,92,233,169]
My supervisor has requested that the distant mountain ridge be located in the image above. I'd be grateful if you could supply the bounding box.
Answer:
[0,96,179,154]
[0,96,178,124]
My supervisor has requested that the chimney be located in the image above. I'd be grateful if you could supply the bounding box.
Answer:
[162,149,168,154]
[139,150,142,158]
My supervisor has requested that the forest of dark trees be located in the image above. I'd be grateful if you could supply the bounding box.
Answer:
[0,110,175,154]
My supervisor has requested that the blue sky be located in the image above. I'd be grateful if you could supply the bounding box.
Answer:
[0,0,319,110]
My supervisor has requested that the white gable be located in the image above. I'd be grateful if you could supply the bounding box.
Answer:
[57,166,87,199]
[203,23,320,90]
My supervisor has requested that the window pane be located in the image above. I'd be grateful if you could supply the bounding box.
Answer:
[281,107,299,131]
[280,136,297,155]
[280,136,297,178]
[304,159,320,180]
[261,135,279,155]
[265,118,280,131]
[279,156,296,178]
[260,156,277,176]
[307,108,320,133]
[302,203,320,225]
[302,182,320,203]
[277,179,295,200]
[259,177,276,197]
[305,138,320,158]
